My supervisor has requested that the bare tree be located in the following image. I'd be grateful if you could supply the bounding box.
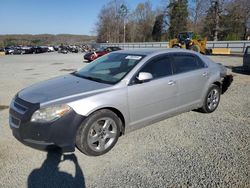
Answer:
[188,0,209,33]
[132,1,155,42]
[234,0,250,39]
[96,0,125,43]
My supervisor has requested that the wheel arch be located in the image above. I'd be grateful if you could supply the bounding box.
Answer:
[212,81,222,91]
[88,107,126,135]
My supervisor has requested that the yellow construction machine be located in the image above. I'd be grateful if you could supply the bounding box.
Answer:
[169,31,207,54]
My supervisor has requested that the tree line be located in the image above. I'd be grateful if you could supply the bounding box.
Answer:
[95,0,250,43]
[0,34,96,47]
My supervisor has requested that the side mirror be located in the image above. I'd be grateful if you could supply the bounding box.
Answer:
[137,72,153,82]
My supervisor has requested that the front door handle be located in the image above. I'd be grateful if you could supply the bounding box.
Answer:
[168,80,176,85]
[202,72,208,77]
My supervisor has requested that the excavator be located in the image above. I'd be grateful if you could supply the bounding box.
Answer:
[169,31,208,54]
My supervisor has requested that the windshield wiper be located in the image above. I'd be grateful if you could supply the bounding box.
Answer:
[83,76,104,82]
[71,72,112,84]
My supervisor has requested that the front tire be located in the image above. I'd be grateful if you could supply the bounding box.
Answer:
[200,84,221,113]
[76,109,122,156]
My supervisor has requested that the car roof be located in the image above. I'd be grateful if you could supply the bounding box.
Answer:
[115,48,200,56]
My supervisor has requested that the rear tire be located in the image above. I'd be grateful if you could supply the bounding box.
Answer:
[200,84,221,113]
[76,109,122,156]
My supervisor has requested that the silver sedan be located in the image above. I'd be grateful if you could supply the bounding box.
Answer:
[9,49,230,156]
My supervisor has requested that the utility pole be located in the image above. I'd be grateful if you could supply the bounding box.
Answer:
[123,18,126,43]
[119,4,128,43]
[212,0,220,41]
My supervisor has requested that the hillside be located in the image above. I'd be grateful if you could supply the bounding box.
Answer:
[0,34,96,46]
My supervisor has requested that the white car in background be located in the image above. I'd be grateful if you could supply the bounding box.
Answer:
[48,46,55,52]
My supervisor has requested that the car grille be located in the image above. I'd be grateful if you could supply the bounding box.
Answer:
[9,115,21,128]
[9,96,40,128]
[13,101,28,114]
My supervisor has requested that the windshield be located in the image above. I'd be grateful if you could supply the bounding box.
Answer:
[73,53,145,84]
[178,32,193,41]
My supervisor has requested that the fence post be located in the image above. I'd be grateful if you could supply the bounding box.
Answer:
[243,42,246,53]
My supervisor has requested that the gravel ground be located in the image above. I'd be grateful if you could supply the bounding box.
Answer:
[0,52,249,188]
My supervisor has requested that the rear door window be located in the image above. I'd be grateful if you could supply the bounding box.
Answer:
[172,54,205,74]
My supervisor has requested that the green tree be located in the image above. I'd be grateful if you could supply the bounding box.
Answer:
[222,0,250,40]
[152,14,164,41]
[168,0,188,39]
[202,4,217,40]
[202,0,249,41]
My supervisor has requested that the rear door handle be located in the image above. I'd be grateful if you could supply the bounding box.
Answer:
[168,80,176,85]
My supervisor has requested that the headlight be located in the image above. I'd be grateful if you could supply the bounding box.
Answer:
[31,104,71,122]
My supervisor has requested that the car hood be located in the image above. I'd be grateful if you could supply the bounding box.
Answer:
[18,74,112,105]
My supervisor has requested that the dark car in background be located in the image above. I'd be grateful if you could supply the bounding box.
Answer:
[68,46,79,53]
[20,46,35,54]
[243,46,250,70]
[13,47,25,54]
[53,46,59,51]
[84,46,122,62]
[58,46,68,54]
[4,47,15,54]
[58,49,68,54]
[33,46,48,54]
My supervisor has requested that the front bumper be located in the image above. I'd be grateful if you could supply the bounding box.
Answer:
[9,96,85,152]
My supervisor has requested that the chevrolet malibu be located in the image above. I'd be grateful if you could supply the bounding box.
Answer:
[9,49,228,156]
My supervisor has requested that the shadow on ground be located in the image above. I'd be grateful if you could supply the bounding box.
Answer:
[0,105,9,111]
[28,150,85,188]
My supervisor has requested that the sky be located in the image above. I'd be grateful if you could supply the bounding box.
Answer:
[0,0,162,36]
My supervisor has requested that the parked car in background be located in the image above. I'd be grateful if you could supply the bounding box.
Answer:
[53,46,59,51]
[243,46,250,70]
[4,47,14,54]
[58,45,69,54]
[9,49,231,156]
[21,46,35,54]
[84,46,122,62]
[13,47,24,54]
[48,46,55,52]
[33,46,48,54]
[67,45,78,53]
[58,48,68,54]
